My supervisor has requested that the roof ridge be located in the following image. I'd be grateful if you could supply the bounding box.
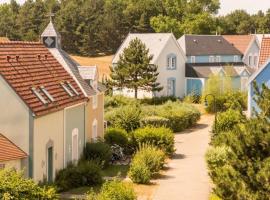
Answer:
[0,41,42,44]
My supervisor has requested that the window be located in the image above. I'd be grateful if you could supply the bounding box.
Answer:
[167,54,177,69]
[92,95,97,109]
[61,82,74,97]
[92,119,98,141]
[216,56,221,62]
[209,56,215,63]
[67,81,79,96]
[72,128,79,162]
[234,55,238,62]
[167,78,176,96]
[40,86,55,102]
[248,55,252,66]
[254,55,258,66]
[191,56,196,63]
[32,87,48,104]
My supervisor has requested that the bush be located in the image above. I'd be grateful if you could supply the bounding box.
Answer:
[128,144,166,184]
[141,96,178,105]
[83,142,112,167]
[104,128,129,147]
[105,95,137,109]
[133,126,175,156]
[213,109,245,134]
[87,180,137,200]
[55,161,102,191]
[140,116,169,128]
[0,168,58,199]
[105,105,142,132]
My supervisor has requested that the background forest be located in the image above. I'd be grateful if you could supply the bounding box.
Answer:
[0,0,270,56]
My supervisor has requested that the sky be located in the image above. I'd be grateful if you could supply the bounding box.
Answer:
[0,0,270,16]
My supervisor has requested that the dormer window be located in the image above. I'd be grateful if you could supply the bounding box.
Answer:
[40,86,55,102]
[167,54,177,70]
[43,37,56,48]
[32,87,48,105]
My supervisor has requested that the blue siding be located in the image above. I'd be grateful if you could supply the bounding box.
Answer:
[187,55,241,63]
[186,79,203,95]
[249,62,270,115]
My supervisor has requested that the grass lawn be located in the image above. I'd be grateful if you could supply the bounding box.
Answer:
[101,164,129,178]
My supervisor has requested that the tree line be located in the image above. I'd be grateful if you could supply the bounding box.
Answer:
[0,0,270,56]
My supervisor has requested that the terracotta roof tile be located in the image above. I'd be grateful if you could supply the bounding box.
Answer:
[259,37,270,66]
[0,37,9,42]
[223,35,254,54]
[0,42,87,116]
[0,133,27,162]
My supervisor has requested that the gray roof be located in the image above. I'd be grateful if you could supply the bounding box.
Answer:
[112,33,173,64]
[41,21,60,37]
[49,48,97,97]
[186,63,255,78]
[178,35,243,56]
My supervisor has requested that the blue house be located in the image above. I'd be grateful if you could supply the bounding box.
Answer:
[178,35,255,95]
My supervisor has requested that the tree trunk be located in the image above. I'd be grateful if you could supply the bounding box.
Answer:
[134,87,138,99]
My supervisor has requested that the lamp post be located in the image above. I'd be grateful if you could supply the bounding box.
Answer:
[204,94,217,133]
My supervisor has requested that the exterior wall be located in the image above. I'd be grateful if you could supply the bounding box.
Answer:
[155,37,186,98]
[33,110,64,182]
[64,103,85,165]
[0,76,30,175]
[243,41,260,68]
[85,93,104,142]
[248,62,270,116]
[0,159,22,171]
[232,77,241,90]
[187,55,242,63]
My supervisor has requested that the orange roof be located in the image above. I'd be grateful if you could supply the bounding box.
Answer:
[223,35,254,54]
[259,37,270,66]
[0,42,87,116]
[0,37,9,42]
[0,133,27,162]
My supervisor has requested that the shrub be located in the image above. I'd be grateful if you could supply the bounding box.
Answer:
[105,105,142,132]
[0,168,58,199]
[83,142,112,167]
[105,95,137,109]
[213,109,245,134]
[140,116,169,128]
[104,128,129,147]
[128,144,165,184]
[133,126,175,155]
[140,96,178,105]
[87,180,137,200]
[55,161,102,191]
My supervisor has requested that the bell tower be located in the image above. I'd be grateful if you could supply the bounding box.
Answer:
[41,13,61,49]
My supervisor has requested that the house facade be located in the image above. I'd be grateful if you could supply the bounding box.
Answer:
[41,21,105,142]
[178,35,255,95]
[112,33,186,98]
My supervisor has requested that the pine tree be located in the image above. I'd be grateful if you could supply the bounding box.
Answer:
[110,38,162,98]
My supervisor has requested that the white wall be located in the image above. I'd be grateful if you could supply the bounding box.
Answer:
[243,40,260,68]
[155,37,186,98]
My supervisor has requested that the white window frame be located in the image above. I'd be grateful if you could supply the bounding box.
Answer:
[71,128,79,162]
[253,54,258,67]
[209,56,215,63]
[167,55,177,69]
[92,95,98,109]
[191,56,196,63]
[216,56,221,62]
[92,119,98,141]
[248,54,253,66]
[234,55,238,62]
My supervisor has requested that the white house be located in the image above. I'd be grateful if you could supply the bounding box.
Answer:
[112,33,186,99]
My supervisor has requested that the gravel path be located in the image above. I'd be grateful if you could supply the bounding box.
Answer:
[153,114,214,200]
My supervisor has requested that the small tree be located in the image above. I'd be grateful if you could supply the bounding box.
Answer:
[110,38,162,98]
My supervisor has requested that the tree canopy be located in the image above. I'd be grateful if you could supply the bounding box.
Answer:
[0,0,269,56]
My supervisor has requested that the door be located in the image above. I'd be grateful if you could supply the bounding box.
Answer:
[47,147,53,183]
[72,129,79,162]
[167,79,176,96]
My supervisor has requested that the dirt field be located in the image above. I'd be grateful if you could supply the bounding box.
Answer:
[71,55,113,81]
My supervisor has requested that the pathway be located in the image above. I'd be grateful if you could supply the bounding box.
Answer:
[153,114,214,200]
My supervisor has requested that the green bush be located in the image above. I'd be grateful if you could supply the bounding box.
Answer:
[104,128,129,147]
[133,126,175,156]
[83,142,112,167]
[213,109,245,134]
[105,105,142,132]
[55,161,102,191]
[0,168,58,199]
[140,116,169,128]
[141,96,178,105]
[87,180,136,200]
[128,144,166,184]
[105,95,137,109]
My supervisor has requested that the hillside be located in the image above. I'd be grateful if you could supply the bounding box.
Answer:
[71,55,113,81]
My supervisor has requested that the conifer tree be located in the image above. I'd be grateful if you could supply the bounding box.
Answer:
[110,38,162,98]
